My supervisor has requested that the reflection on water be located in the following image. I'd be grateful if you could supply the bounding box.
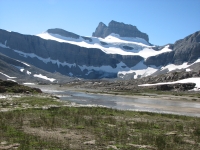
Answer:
[54,90,200,117]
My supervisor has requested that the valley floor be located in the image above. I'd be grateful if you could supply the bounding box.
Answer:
[0,93,200,150]
[0,82,200,149]
[28,84,200,117]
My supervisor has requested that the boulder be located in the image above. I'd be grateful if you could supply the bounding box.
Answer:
[156,83,196,91]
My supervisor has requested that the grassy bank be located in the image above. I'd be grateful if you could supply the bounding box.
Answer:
[0,96,200,149]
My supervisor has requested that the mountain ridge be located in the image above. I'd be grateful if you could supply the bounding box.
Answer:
[0,21,199,81]
[92,20,149,42]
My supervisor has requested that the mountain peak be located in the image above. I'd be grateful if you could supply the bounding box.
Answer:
[92,20,149,42]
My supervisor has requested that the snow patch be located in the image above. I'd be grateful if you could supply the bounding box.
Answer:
[186,68,191,72]
[138,77,200,91]
[79,61,130,73]
[7,79,16,82]
[69,72,73,76]
[0,42,9,49]
[13,65,24,72]
[104,33,150,46]
[13,49,76,68]
[15,60,30,67]
[0,95,6,99]
[118,61,159,79]
[23,83,35,85]
[118,58,200,79]
[33,74,56,82]
[162,58,200,72]
[85,71,93,75]
[27,70,31,75]
[0,72,17,79]
[37,32,172,58]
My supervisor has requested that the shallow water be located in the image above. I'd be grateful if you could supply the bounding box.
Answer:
[54,90,200,117]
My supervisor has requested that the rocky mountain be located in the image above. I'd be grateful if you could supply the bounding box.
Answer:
[0,29,146,79]
[145,31,200,66]
[0,52,74,84]
[92,20,149,42]
[0,21,199,81]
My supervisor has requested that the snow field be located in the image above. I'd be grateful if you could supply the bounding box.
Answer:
[33,74,56,82]
[138,77,200,91]
[37,32,172,58]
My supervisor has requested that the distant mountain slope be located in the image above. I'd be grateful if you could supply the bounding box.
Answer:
[0,29,145,79]
[145,31,200,66]
[37,29,171,58]
[0,52,73,84]
[0,21,199,80]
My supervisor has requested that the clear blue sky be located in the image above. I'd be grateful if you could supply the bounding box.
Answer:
[0,0,200,45]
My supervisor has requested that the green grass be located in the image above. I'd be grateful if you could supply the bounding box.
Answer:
[0,100,200,149]
[14,96,62,107]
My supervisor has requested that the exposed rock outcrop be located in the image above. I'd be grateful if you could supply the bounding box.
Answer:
[47,28,80,39]
[47,28,93,42]
[145,31,200,66]
[172,31,200,65]
[92,20,149,42]
[155,83,196,91]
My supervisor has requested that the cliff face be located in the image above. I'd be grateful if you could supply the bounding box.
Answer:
[0,29,143,79]
[172,31,200,64]
[92,20,149,42]
[0,23,199,80]
[145,31,200,66]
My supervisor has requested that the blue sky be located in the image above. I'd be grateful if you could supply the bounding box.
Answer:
[0,0,199,45]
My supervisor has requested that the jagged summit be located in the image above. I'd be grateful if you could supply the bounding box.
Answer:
[92,20,149,42]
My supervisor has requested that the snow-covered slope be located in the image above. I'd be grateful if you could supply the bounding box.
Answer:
[0,52,73,84]
[0,25,199,80]
[37,32,172,58]
[117,58,200,79]
[37,30,200,79]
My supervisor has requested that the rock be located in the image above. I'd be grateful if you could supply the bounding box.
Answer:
[0,143,20,149]
[25,91,30,94]
[100,41,108,45]
[107,145,118,149]
[145,31,200,66]
[0,141,8,145]
[156,83,196,91]
[127,143,156,149]
[108,141,115,145]
[83,140,96,145]
[47,28,80,39]
[92,20,149,42]
[107,124,116,127]
[122,46,133,50]
[184,139,196,144]
[165,131,177,136]
[81,36,92,42]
